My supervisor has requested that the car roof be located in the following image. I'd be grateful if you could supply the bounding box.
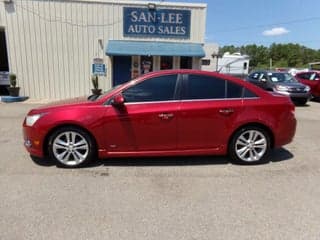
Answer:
[251,70,290,74]
[96,69,270,103]
[296,70,320,74]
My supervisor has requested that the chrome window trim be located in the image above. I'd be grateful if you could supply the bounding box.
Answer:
[124,100,181,105]
[111,97,261,106]
[178,97,260,103]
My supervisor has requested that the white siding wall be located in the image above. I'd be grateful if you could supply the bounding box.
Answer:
[201,43,219,71]
[1,0,206,99]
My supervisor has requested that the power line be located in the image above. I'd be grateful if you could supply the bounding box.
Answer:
[214,16,320,33]
[15,2,123,28]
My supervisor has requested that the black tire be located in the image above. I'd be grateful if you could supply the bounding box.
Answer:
[228,126,270,164]
[48,126,95,168]
[294,99,308,106]
[311,96,320,102]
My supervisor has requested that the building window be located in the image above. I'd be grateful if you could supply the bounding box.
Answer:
[201,59,210,66]
[180,56,192,69]
[161,56,173,70]
[243,62,248,70]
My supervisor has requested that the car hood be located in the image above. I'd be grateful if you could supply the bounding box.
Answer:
[28,96,95,114]
[274,82,306,88]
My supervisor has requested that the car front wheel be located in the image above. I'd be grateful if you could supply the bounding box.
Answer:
[48,127,95,167]
[229,127,270,164]
[295,99,308,105]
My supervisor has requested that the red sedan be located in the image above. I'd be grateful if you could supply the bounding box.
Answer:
[295,71,320,98]
[23,70,296,167]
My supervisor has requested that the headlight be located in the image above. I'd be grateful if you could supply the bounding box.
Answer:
[305,86,311,92]
[275,85,289,91]
[26,114,44,127]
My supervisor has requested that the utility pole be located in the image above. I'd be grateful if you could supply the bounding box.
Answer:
[211,52,222,72]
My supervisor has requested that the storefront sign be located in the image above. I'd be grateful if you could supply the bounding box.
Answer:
[123,7,191,39]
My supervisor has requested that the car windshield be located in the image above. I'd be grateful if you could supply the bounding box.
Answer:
[269,73,298,83]
[88,84,123,101]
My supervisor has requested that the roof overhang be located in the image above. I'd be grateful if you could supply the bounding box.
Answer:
[106,40,205,57]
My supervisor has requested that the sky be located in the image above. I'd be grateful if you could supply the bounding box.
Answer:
[158,0,320,50]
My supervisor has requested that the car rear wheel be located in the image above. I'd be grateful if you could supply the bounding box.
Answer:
[48,127,95,167]
[229,126,270,164]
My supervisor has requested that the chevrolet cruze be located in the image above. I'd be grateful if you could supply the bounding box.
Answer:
[23,70,296,167]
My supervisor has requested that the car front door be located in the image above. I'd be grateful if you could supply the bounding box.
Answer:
[104,74,180,152]
[177,74,244,150]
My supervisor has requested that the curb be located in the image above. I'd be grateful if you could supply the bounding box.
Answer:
[0,96,29,103]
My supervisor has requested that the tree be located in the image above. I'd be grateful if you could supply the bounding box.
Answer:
[219,43,320,70]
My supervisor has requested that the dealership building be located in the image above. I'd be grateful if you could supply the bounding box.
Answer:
[0,0,207,99]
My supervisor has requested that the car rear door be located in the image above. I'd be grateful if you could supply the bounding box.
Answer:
[177,73,244,151]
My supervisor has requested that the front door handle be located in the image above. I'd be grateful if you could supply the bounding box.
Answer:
[158,113,174,120]
[219,108,234,115]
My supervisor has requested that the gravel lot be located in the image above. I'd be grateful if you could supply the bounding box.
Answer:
[1,100,320,240]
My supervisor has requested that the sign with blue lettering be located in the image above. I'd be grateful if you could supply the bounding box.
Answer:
[92,63,106,76]
[123,7,191,39]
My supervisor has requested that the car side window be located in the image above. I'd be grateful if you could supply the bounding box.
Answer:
[243,88,258,98]
[298,72,311,80]
[182,74,225,100]
[227,81,243,98]
[249,72,260,80]
[260,73,268,81]
[310,73,318,81]
[122,74,178,103]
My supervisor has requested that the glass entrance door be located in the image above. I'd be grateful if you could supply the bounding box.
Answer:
[160,56,173,70]
[113,56,132,86]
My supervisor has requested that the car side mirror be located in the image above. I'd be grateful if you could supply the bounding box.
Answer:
[260,78,267,83]
[111,94,125,107]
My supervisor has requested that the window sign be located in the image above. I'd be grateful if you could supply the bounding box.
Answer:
[123,7,191,39]
[92,63,106,76]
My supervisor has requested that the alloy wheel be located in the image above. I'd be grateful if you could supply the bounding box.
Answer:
[235,129,267,162]
[52,131,89,166]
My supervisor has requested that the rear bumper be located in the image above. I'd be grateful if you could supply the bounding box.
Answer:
[274,114,297,148]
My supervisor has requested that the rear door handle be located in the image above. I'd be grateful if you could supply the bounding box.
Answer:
[158,113,174,120]
[219,108,234,115]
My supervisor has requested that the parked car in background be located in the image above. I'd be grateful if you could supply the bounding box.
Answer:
[246,70,311,105]
[23,70,296,168]
[295,71,320,98]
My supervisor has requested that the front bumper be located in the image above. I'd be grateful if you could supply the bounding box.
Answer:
[23,124,45,158]
[274,90,311,100]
